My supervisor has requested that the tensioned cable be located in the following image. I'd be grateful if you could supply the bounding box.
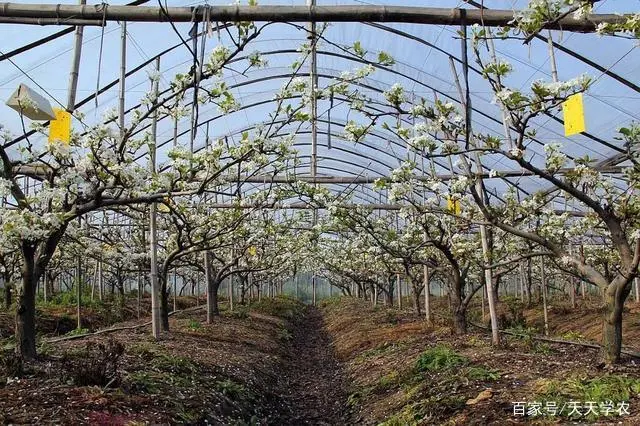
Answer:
[0,49,90,129]
[0,0,149,63]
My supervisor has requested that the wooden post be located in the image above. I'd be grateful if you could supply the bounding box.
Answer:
[397,274,402,309]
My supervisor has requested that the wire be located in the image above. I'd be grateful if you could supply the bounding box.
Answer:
[158,0,197,60]
[0,49,89,129]
[94,3,108,111]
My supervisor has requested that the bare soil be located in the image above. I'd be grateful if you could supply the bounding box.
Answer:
[274,307,348,425]
[321,297,640,426]
[0,298,350,425]
[1,296,639,425]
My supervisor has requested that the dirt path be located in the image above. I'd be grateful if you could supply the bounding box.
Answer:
[274,306,348,425]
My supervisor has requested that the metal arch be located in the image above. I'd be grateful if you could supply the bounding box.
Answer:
[138,69,534,198]
[357,24,627,155]
[141,71,530,200]
[6,34,619,205]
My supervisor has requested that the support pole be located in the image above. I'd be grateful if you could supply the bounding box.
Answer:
[119,22,127,135]
[66,0,86,111]
[149,57,161,339]
[308,0,319,307]
[423,264,431,324]
[449,41,499,345]
[547,30,559,83]
[76,251,82,330]
[137,265,141,320]
[0,4,625,30]
[173,270,177,312]
[205,252,213,323]
[540,256,549,336]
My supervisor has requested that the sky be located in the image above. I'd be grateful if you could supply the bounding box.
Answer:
[0,0,638,204]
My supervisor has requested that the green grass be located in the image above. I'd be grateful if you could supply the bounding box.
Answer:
[535,374,640,418]
[414,345,468,372]
[466,365,501,381]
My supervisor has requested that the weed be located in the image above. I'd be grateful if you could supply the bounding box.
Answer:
[415,345,468,372]
[276,326,293,342]
[536,374,640,404]
[226,307,250,319]
[152,352,197,375]
[501,296,527,328]
[532,342,554,355]
[61,338,124,387]
[375,370,400,391]
[466,366,500,381]
[561,330,586,342]
[535,374,640,418]
[466,335,487,348]
[215,379,249,399]
[126,371,161,393]
[65,327,90,336]
[380,395,466,425]
[187,319,202,331]
[347,385,374,407]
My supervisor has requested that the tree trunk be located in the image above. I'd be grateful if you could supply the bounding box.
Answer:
[412,286,422,317]
[526,258,533,306]
[4,272,12,309]
[16,246,37,359]
[450,273,467,334]
[159,271,170,332]
[453,306,467,334]
[602,278,632,364]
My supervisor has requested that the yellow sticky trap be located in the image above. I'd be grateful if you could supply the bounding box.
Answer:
[48,108,71,144]
[447,196,461,215]
[562,93,586,136]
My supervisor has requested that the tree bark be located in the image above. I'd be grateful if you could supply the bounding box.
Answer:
[159,270,170,332]
[449,272,467,334]
[453,306,467,334]
[16,245,37,359]
[602,277,632,364]
[4,272,12,309]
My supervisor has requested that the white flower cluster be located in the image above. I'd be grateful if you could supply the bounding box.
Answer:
[0,178,12,198]
[543,143,567,173]
[344,120,368,142]
[383,83,406,107]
